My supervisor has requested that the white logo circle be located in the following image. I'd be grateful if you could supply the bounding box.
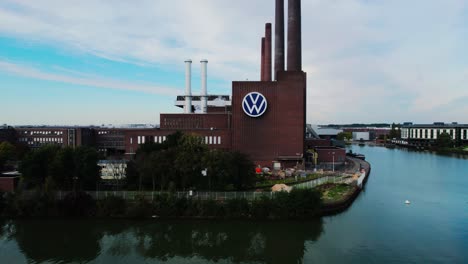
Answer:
[242,92,268,117]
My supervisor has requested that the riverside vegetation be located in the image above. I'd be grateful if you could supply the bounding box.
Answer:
[0,132,323,220]
[0,189,322,219]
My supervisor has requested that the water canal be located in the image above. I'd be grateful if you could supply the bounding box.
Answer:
[1,145,467,263]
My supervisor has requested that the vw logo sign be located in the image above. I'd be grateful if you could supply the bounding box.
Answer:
[242,92,268,117]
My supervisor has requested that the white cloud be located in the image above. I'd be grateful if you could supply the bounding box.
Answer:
[0,60,180,95]
[0,0,468,123]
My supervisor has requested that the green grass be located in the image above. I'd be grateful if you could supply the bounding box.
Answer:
[320,184,355,202]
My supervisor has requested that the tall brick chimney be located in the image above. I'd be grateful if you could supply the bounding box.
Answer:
[264,23,272,81]
[287,0,302,71]
[274,0,285,79]
[261,37,265,81]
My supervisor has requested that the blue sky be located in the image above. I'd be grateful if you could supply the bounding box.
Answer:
[1,0,468,125]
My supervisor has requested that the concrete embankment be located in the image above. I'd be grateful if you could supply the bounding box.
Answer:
[320,157,371,216]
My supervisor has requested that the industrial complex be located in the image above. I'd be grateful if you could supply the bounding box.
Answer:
[3,0,465,177]
[1,0,308,169]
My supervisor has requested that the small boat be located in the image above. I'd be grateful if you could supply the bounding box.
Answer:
[405,200,411,204]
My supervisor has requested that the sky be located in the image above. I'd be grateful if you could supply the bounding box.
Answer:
[1,0,468,126]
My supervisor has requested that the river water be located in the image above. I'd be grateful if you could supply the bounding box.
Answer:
[1,145,468,263]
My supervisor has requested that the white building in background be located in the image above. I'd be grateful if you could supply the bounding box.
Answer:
[399,122,468,146]
[98,160,128,181]
[352,132,370,141]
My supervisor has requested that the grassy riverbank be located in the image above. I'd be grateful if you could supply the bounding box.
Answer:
[318,183,357,204]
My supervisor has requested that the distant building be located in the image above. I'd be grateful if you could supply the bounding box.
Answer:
[98,160,128,181]
[15,127,94,149]
[352,132,370,141]
[0,125,16,144]
[400,122,468,147]
[309,125,343,140]
[0,171,20,192]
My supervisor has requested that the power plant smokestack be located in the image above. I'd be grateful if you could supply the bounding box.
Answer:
[184,59,192,113]
[264,23,272,81]
[261,37,265,81]
[287,0,302,71]
[200,60,208,114]
[274,0,285,79]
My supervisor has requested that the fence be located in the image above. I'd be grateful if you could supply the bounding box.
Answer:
[21,175,350,201]
[293,175,347,189]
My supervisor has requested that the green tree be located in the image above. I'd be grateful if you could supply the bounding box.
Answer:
[19,145,100,190]
[226,151,255,190]
[389,123,401,139]
[124,160,139,190]
[74,146,101,190]
[19,145,60,188]
[0,142,16,171]
[336,132,352,141]
[437,132,453,149]
[202,150,232,190]
[48,147,75,190]
[174,134,207,190]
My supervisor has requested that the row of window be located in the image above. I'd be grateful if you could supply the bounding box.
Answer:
[132,135,222,145]
[21,131,64,136]
[163,117,204,129]
[407,129,465,140]
[97,131,125,135]
[19,137,64,143]
[133,136,168,145]
[411,129,455,140]
[205,136,222,145]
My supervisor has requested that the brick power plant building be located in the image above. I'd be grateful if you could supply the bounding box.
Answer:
[2,0,308,169]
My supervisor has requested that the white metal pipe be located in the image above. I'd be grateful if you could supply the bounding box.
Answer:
[200,59,208,114]
[184,59,192,113]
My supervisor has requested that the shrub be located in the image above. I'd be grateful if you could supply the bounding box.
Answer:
[270,191,290,219]
[251,195,272,219]
[287,188,322,218]
[225,198,249,218]
[97,196,127,217]
[126,195,153,219]
[59,191,96,217]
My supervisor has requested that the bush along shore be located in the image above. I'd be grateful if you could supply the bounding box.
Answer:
[0,188,323,220]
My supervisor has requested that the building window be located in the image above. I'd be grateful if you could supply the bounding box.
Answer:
[130,137,133,144]
[218,136,221,144]
[137,136,141,144]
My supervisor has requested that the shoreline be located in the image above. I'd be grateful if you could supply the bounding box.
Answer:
[319,157,371,216]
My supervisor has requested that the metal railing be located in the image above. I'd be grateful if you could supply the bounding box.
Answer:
[20,175,351,201]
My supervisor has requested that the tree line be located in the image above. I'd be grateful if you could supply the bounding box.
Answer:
[19,145,101,191]
[2,131,256,192]
[127,131,256,191]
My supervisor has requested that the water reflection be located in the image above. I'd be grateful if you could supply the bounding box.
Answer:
[2,219,323,263]
[12,220,103,263]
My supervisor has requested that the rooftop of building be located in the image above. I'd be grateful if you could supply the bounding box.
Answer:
[402,122,468,128]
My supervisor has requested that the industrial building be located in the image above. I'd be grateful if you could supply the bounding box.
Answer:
[1,0,307,169]
[399,122,468,147]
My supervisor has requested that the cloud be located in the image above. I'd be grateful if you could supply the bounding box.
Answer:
[0,0,468,123]
[0,60,180,96]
